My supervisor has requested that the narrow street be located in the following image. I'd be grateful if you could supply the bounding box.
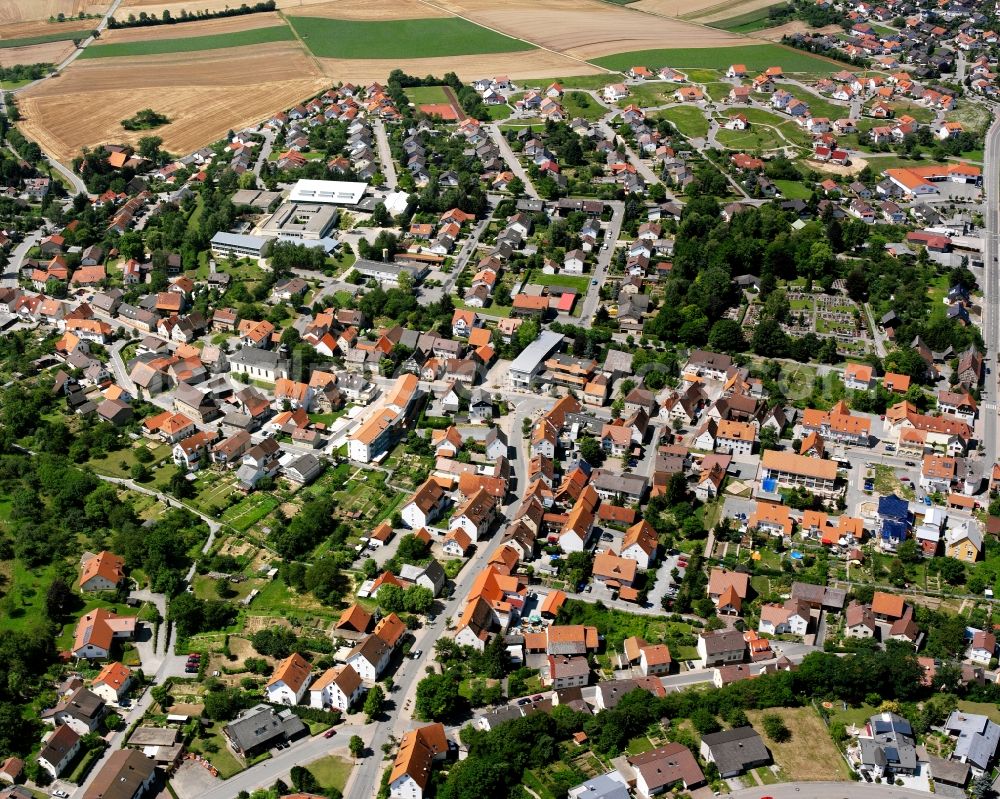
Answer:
[486,124,539,198]
[372,119,398,190]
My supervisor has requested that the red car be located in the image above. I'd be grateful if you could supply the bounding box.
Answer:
[323,729,337,739]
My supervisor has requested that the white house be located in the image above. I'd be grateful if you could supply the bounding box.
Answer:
[265,653,312,706]
[309,664,363,712]
[346,635,393,683]
[757,602,810,636]
[91,662,131,705]
[37,725,81,779]
[389,724,449,799]
[401,479,448,530]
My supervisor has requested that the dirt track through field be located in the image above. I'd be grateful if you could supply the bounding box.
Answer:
[421,0,748,59]
[98,11,286,42]
[18,41,327,161]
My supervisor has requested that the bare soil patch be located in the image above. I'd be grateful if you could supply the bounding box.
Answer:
[98,11,285,42]
[317,48,603,83]
[428,0,746,59]
[753,21,842,41]
[243,615,293,635]
[0,40,74,67]
[0,0,104,24]
[18,41,327,161]
[804,156,867,176]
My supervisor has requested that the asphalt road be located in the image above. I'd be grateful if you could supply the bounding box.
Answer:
[723,781,933,799]
[487,124,539,198]
[575,200,624,323]
[372,120,397,190]
[979,112,1000,469]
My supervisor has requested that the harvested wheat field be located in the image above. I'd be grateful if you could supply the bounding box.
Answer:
[628,0,772,21]
[97,10,286,43]
[318,48,603,84]
[0,0,104,24]
[18,42,327,161]
[430,0,747,60]
[686,0,780,22]
[280,0,447,19]
[0,40,74,67]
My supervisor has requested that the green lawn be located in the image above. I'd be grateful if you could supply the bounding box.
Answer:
[592,43,852,73]
[0,560,56,634]
[0,29,90,49]
[526,269,591,292]
[87,442,172,479]
[773,179,813,199]
[80,25,293,58]
[563,91,605,121]
[655,105,709,139]
[287,16,528,58]
[716,126,783,151]
[308,755,353,793]
[187,721,245,778]
[405,85,451,105]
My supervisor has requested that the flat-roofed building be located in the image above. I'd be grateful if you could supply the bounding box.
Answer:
[509,330,564,389]
[257,202,339,241]
[289,179,368,205]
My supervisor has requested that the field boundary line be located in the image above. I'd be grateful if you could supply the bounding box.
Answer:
[277,8,327,76]
[414,0,615,75]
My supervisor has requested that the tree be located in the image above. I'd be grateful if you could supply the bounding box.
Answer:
[290,766,321,795]
[349,735,364,759]
[168,467,194,499]
[761,713,791,742]
[364,685,384,722]
[758,426,779,452]
[403,585,434,614]
[578,436,605,467]
[377,584,405,614]
[130,462,150,482]
[415,672,461,721]
[707,318,745,353]
[896,539,920,564]
[304,556,348,606]
[397,533,430,562]
[250,627,298,658]
[45,576,74,621]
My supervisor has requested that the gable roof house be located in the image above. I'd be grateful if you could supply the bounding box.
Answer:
[265,653,312,706]
[389,723,450,799]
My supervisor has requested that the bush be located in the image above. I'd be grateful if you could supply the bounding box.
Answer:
[761,713,791,743]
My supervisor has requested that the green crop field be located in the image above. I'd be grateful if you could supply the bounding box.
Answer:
[80,25,294,58]
[0,29,91,49]
[287,16,527,59]
[710,6,783,32]
[592,43,855,74]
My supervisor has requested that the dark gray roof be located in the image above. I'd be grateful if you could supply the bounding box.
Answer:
[223,704,305,753]
[701,727,770,776]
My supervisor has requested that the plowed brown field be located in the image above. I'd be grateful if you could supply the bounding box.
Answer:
[18,42,327,161]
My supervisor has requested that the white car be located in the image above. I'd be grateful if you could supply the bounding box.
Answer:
[53,791,69,797]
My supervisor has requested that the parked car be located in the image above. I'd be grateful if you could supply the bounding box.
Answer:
[324,729,337,739]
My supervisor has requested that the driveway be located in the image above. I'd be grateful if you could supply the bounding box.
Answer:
[170,761,221,799]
